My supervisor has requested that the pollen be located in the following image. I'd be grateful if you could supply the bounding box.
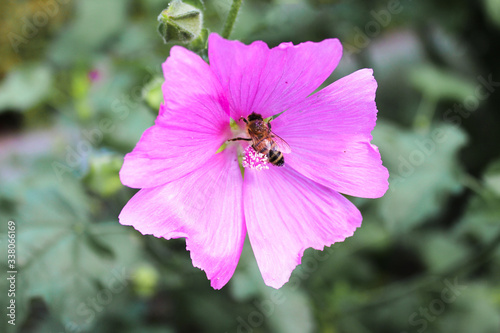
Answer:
[242,146,269,171]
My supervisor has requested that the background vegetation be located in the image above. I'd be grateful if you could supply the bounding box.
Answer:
[1,0,499,332]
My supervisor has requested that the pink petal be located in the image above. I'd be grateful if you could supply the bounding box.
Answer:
[243,165,362,289]
[120,46,231,189]
[119,148,245,289]
[208,33,342,120]
[162,46,229,116]
[271,69,389,198]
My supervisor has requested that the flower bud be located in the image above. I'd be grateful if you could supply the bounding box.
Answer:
[157,0,203,43]
[84,153,123,197]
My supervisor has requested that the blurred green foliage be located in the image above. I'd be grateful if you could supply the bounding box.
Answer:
[0,0,499,333]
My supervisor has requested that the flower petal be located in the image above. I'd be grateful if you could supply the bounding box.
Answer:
[119,148,245,289]
[272,69,389,198]
[162,45,229,117]
[120,46,231,189]
[208,33,342,120]
[243,165,362,289]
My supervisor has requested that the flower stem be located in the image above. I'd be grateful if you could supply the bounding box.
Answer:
[221,0,242,39]
[413,93,437,133]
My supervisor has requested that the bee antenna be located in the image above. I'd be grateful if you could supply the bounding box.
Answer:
[239,117,248,124]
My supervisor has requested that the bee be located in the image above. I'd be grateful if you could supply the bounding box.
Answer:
[229,112,291,167]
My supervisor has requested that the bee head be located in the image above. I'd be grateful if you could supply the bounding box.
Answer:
[246,112,263,122]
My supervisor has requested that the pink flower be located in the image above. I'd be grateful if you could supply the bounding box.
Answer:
[88,69,100,82]
[119,33,389,289]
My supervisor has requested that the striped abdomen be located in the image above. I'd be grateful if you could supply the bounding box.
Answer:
[252,137,285,167]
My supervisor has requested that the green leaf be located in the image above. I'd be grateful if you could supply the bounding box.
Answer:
[104,104,156,151]
[0,225,29,333]
[0,64,53,112]
[125,328,176,333]
[230,240,314,333]
[455,193,500,244]
[264,286,315,333]
[484,0,500,27]
[229,240,263,301]
[49,0,130,65]
[483,159,500,196]
[436,283,500,333]
[12,181,142,329]
[419,233,469,272]
[455,160,500,244]
[113,23,157,57]
[373,121,468,231]
[409,65,476,101]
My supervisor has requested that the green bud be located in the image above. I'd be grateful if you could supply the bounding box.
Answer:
[157,0,203,43]
[132,264,160,297]
[190,28,209,51]
[142,75,164,112]
[84,153,123,197]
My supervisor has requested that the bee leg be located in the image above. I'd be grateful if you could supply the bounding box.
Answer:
[227,137,252,142]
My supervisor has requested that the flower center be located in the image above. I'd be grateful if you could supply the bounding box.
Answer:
[217,114,286,174]
[242,146,269,170]
[228,117,271,171]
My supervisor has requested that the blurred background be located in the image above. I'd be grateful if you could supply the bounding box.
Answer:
[1,0,500,332]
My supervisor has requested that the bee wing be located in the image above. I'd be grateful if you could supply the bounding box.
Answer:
[271,132,292,154]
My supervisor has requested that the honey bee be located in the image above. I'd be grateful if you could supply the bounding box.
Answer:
[229,112,291,167]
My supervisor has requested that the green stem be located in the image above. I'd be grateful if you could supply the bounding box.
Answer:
[221,0,242,39]
[413,93,437,133]
[460,174,486,198]
[460,173,499,209]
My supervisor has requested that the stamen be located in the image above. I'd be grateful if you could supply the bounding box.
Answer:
[242,146,269,171]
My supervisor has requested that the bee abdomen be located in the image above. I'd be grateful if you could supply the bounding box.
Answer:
[268,150,284,167]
